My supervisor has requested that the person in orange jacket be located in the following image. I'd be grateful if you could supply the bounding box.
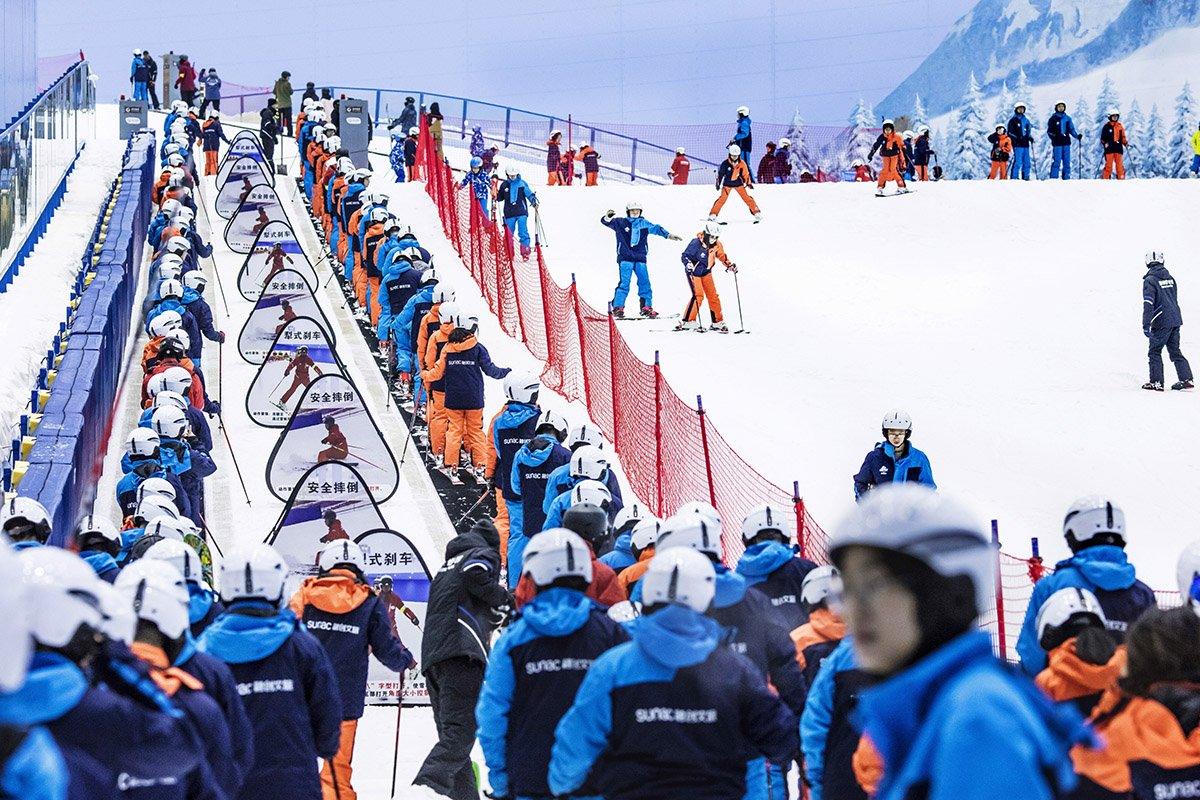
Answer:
[1034,587,1125,718]
[709,144,761,221]
[867,120,908,195]
[1070,606,1200,799]
[615,517,660,596]
[987,125,1014,180]
[422,302,458,461]
[317,416,349,463]
[669,147,691,184]
[576,143,601,186]
[790,566,846,686]
[546,130,564,185]
[1101,109,1128,180]
[676,222,736,332]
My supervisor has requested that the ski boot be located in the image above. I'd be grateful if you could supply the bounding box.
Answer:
[753,212,762,223]
[710,321,729,333]
[640,305,659,319]
[1142,382,1165,391]
[674,320,701,332]
[1172,380,1194,390]
[612,306,625,319]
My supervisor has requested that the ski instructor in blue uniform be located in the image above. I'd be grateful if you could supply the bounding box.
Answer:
[852,410,935,500]
[1141,250,1193,391]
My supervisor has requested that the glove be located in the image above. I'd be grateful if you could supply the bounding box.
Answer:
[603,209,615,220]
[726,262,738,273]
[668,234,683,241]
[217,331,226,344]
[1074,625,1118,666]
[205,399,222,416]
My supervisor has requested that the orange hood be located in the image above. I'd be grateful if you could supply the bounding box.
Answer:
[1037,638,1124,702]
[288,569,371,616]
[130,641,204,697]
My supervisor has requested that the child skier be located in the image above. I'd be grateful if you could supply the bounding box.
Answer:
[677,222,737,332]
[546,130,563,185]
[710,144,761,221]
[1142,251,1193,391]
[1033,587,1123,718]
[602,201,679,319]
[867,120,908,195]
[200,110,229,176]
[913,126,934,181]
[988,124,1013,180]
[511,410,572,541]
[789,566,845,686]
[487,372,543,575]
[576,143,600,185]
[496,165,539,260]
[459,157,492,220]
[422,301,459,460]
[736,502,819,631]
[289,540,416,800]
[1101,109,1128,180]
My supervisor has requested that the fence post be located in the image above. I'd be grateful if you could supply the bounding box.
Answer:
[572,274,589,407]
[461,98,468,136]
[608,308,620,452]
[697,394,721,560]
[654,350,664,517]
[504,108,511,147]
[630,139,638,181]
[793,482,806,559]
[374,90,382,123]
[992,519,1008,660]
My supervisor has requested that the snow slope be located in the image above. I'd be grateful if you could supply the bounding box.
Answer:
[517,177,1196,588]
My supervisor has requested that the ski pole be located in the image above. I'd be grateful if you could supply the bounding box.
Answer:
[732,270,746,333]
[533,206,547,247]
[389,672,406,798]
[194,181,232,317]
[194,509,225,558]
[345,446,386,471]
[455,486,493,527]
[396,421,415,468]
[217,341,223,404]
[218,418,253,505]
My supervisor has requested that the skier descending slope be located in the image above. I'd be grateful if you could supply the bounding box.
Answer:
[868,120,909,196]
[495,165,539,261]
[709,145,762,222]
[601,201,680,319]
[1141,251,1193,391]
[677,222,737,333]
[549,548,798,800]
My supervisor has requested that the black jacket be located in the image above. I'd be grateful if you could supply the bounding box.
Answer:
[1144,264,1183,331]
[421,529,511,671]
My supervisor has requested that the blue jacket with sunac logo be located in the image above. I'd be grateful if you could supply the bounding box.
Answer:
[491,402,541,500]
[513,436,572,538]
[477,588,628,798]
[1143,264,1183,331]
[176,641,255,791]
[736,541,819,632]
[548,604,797,799]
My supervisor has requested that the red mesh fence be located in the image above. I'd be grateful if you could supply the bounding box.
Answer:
[418,125,1180,657]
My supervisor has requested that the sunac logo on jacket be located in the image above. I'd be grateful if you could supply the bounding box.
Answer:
[307,620,361,634]
[236,679,296,696]
[1153,779,1200,799]
[634,707,717,724]
[525,657,593,675]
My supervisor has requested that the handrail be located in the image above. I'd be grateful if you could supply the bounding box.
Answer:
[1,59,89,137]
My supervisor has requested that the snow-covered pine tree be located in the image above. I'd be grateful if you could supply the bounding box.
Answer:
[1123,100,1145,178]
[911,94,928,133]
[845,98,877,168]
[938,118,956,178]
[992,82,1013,127]
[1145,104,1170,178]
[1169,81,1197,178]
[952,72,990,179]
[1075,96,1099,179]
[783,108,816,181]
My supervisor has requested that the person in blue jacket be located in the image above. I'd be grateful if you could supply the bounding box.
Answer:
[115,428,190,520]
[800,637,877,800]
[512,410,572,540]
[1046,102,1082,179]
[735,502,819,631]
[599,502,647,571]
[199,543,343,800]
[549,547,797,799]
[656,512,807,800]
[377,249,429,350]
[1142,251,1193,391]
[1007,102,1034,180]
[0,540,67,800]
[852,410,935,500]
[601,202,680,319]
[389,129,406,182]
[74,515,122,584]
[1016,495,1156,676]
[489,372,543,584]
[130,49,149,102]
[460,157,493,220]
[148,280,202,364]
[0,547,205,799]
[496,164,539,261]
[140,389,213,456]
[289,540,416,800]
[734,105,753,157]
[151,405,216,521]
[181,272,225,370]
[143,538,226,638]
[543,426,623,518]
[393,269,440,409]
[477,529,629,800]
[831,484,1093,800]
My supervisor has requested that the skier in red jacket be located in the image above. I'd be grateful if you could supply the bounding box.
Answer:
[280,345,323,405]
[669,147,690,185]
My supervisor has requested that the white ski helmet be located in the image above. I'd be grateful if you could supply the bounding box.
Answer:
[75,515,121,549]
[160,197,182,215]
[1062,496,1126,549]
[409,126,420,136]
[115,559,190,640]
[166,153,185,167]
[625,199,643,213]
[161,366,193,395]
[2,497,53,543]
[829,484,993,621]
[736,105,750,117]
[318,539,367,574]
[182,272,207,293]
[676,500,721,533]
[613,502,647,534]
[703,221,721,238]
[741,502,792,544]
[0,541,31,692]
[882,119,895,129]
[151,405,189,440]
[18,547,103,649]
[127,427,161,457]
[801,565,839,606]
[218,543,287,605]
[567,423,604,450]
[570,480,612,509]
[136,476,179,507]
[144,515,195,543]
[149,310,184,338]
[569,445,609,481]
[630,517,662,553]
[902,130,914,140]
[1035,587,1106,650]
[1106,107,1119,117]
[675,147,686,155]
[159,278,184,300]
[505,164,520,178]
[655,512,722,558]
[1146,251,1165,267]
[162,328,190,353]
[133,495,179,526]
[1178,541,1200,611]
[522,528,593,587]
[157,261,183,283]
[143,538,204,583]
[438,302,459,325]
[503,371,541,404]
[535,409,569,440]
[454,312,480,333]
[642,547,716,613]
[432,286,456,304]
[1014,101,1028,111]
[881,410,912,434]
[370,206,390,223]
[727,144,742,158]
[93,580,137,643]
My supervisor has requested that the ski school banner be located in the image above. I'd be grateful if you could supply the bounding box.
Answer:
[238,268,335,363]
[358,528,432,706]
[265,373,398,502]
[215,157,273,219]
[224,183,290,254]
[216,131,271,186]
[237,220,319,301]
[246,316,345,427]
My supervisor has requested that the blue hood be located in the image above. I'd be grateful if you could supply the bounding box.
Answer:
[199,603,297,664]
[634,604,721,668]
[495,402,540,433]
[81,550,119,577]
[188,582,215,624]
[121,452,161,475]
[174,632,198,666]
[736,541,794,585]
[182,286,201,305]
[0,652,87,725]
[521,587,594,637]
[713,564,747,609]
[11,540,42,552]
[609,532,633,559]
[1056,545,1137,591]
[517,434,559,468]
